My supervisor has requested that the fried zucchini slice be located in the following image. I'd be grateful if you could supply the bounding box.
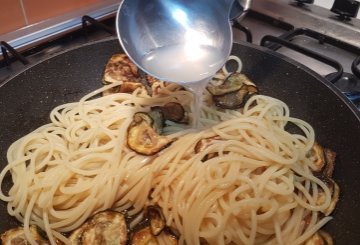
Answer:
[152,102,187,124]
[80,211,128,245]
[102,54,139,85]
[312,174,340,216]
[145,75,160,86]
[194,136,222,154]
[146,206,166,236]
[134,112,154,126]
[102,54,143,96]
[127,113,172,155]
[130,226,158,245]
[207,72,258,109]
[194,136,225,161]
[213,84,258,109]
[119,82,144,93]
[69,221,90,245]
[323,148,336,178]
[326,180,340,216]
[308,143,336,177]
[162,227,179,245]
[1,225,49,245]
[148,109,165,134]
[309,142,326,172]
[133,111,164,133]
[207,73,255,96]
[305,230,333,245]
[160,102,185,123]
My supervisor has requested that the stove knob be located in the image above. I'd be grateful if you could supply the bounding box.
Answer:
[331,0,360,20]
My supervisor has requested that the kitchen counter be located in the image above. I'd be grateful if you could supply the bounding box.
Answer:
[0,0,120,55]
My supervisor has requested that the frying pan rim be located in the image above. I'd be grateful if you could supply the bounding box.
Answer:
[1,36,359,121]
[0,37,360,242]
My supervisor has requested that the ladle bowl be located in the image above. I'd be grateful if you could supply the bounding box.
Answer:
[116,0,251,83]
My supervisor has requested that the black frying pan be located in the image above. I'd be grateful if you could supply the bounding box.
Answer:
[1,38,359,244]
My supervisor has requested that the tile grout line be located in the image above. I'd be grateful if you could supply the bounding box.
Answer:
[19,0,29,25]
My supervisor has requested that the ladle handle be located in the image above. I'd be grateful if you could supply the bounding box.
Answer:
[224,0,251,9]
[238,0,252,12]
[228,0,252,20]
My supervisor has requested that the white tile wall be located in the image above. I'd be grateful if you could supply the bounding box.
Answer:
[314,0,360,18]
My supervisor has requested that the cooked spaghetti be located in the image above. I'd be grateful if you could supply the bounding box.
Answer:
[0,58,336,245]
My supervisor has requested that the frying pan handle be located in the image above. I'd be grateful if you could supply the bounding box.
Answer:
[351,56,360,79]
[260,35,343,84]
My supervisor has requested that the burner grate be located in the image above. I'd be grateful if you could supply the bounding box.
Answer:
[260,35,343,83]
[0,42,29,67]
[276,28,360,55]
[0,16,116,82]
[262,29,360,109]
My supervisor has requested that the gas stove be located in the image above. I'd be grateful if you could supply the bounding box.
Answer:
[1,0,360,109]
[238,0,360,108]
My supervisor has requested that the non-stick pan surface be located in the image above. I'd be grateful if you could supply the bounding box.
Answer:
[1,38,359,244]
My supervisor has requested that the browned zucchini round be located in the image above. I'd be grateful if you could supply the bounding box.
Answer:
[1,225,50,245]
[127,113,172,155]
[79,211,128,245]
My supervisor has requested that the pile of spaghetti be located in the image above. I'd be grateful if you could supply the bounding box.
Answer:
[0,55,338,245]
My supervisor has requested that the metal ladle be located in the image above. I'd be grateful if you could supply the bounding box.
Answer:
[116,0,251,84]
